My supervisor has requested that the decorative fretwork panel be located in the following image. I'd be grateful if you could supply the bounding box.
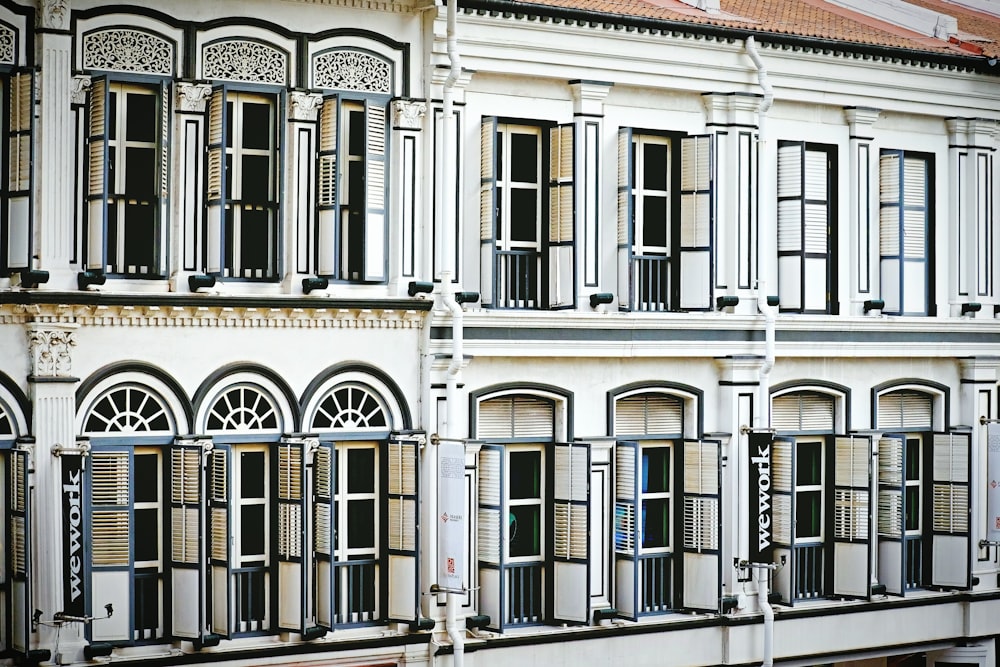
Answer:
[203,39,287,85]
[310,383,388,430]
[313,49,391,94]
[82,28,174,74]
[84,385,173,434]
[0,25,14,65]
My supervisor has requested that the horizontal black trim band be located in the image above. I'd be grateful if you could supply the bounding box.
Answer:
[27,375,79,384]
[0,291,434,311]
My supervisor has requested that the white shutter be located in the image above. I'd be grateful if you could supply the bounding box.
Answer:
[477,445,504,630]
[86,76,110,272]
[615,393,683,437]
[316,94,338,276]
[277,441,307,632]
[387,433,420,622]
[480,117,498,306]
[171,441,206,641]
[679,135,712,309]
[6,70,32,272]
[832,435,873,599]
[478,395,553,439]
[10,450,30,654]
[613,442,640,619]
[877,391,932,430]
[549,124,575,308]
[208,446,232,637]
[553,442,589,624]
[681,439,721,611]
[205,86,228,275]
[770,437,794,605]
[90,450,132,642]
[930,432,971,589]
[363,101,387,282]
[877,436,905,596]
[617,128,634,309]
[772,392,834,432]
[313,443,335,629]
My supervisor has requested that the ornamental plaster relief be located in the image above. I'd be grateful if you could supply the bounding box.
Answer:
[26,324,77,377]
[38,0,67,30]
[2,303,423,329]
[289,91,323,121]
[391,99,426,130]
[177,82,212,112]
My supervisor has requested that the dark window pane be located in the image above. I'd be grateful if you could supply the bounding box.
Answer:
[239,209,272,273]
[905,439,921,481]
[905,486,920,531]
[108,91,118,141]
[642,197,668,248]
[495,130,503,181]
[642,447,670,494]
[642,498,670,549]
[108,146,118,193]
[225,101,234,149]
[344,161,365,279]
[643,142,668,190]
[795,490,822,539]
[241,154,272,203]
[348,109,365,156]
[241,102,272,150]
[134,574,159,632]
[240,451,265,499]
[124,203,156,273]
[347,449,375,493]
[796,441,822,486]
[135,507,159,561]
[509,451,541,499]
[241,504,265,556]
[508,505,540,557]
[126,93,157,143]
[124,147,157,200]
[509,132,538,183]
[509,190,537,242]
[134,454,159,504]
[347,499,375,549]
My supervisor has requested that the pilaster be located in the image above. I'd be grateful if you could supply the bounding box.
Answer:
[844,107,881,316]
[571,81,611,309]
[958,357,1000,576]
[391,99,427,293]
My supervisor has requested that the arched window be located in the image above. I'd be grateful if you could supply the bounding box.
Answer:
[311,383,388,430]
[84,384,173,434]
[205,384,280,432]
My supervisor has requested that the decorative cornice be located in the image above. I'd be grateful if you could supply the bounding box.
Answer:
[843,106,882,131]
[280,0,425,12]
[4,303,426,330]
[391,99,426,130]
[27,323,78,378]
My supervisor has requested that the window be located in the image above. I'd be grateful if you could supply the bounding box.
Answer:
[617,131,713,311]
[2,71,34,277]
[879,150,933,315]
[777,142,836,313]
[86,79,167,277]
[876,390,971,594]
[206,88,279,279]
[89,447,165,642]
[612,392,720,616]
[316,96,388,282]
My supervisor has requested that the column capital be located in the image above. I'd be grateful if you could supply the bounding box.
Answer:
[176,82,213,113]
[70,75,91,106]
[570,80,611,116]
[26,322,78,379]
[958,356,1000,383]
[289,91,324,122]
[843,106,881,134]
[714,355,765,385]
[38,0,68,30]
[391,98,427,130]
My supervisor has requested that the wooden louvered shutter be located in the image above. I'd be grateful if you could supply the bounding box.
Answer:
[90,450,131,641]
[313,443,335,629]
[679,135,713,310]
[613,441,641,619]
[208,445,233,636]
[205,86,229,275]
[832,435,873,599]
[5,71,33,274]
[877,435,906,596]
[880,151,929,315]
[772,392,834,432]
[387,432,421,622]
[478,395,553,440]
[277,440,308,632]
[316,94,338,277]
[552,441,589,624]
[616,128,634,310]
[549,124,575,309]
[878,391,932,431]
[363,100,388,282]
[480,117,498,306]
[777,143,830,312]
[681,439,721,611]
[930,432,971,589]
[171,440,206,641]
[156,79,170,275]
[10,449,29,654]
[770,437,795,605]
[86,76,111,272]
[615,393,683,437]
[477,444,504,630]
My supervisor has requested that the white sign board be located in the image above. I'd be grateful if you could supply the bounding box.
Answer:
[437,440,466,592]
[988,423,1000,542]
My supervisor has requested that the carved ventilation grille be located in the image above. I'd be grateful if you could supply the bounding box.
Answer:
[82,29,173,74]
[206,384,281,432]
[203,39,287,85]
[314,49,391,94]
[0,25,14,65]
[311,383,388,430]
[84,385,173,434]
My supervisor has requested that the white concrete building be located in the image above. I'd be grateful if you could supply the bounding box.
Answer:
[0,0,998,665]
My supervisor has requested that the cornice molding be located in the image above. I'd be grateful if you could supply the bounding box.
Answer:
[279,0,425,13]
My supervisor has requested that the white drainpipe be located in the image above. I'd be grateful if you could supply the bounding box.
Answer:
[440,1,465,665]
[747,35,777,667]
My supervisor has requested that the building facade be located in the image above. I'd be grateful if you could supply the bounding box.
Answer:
[0,0,998,665]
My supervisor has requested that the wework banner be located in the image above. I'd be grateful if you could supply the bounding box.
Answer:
[988,423,1000,542]
[62,453,86,617]
[747,431,774,563]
